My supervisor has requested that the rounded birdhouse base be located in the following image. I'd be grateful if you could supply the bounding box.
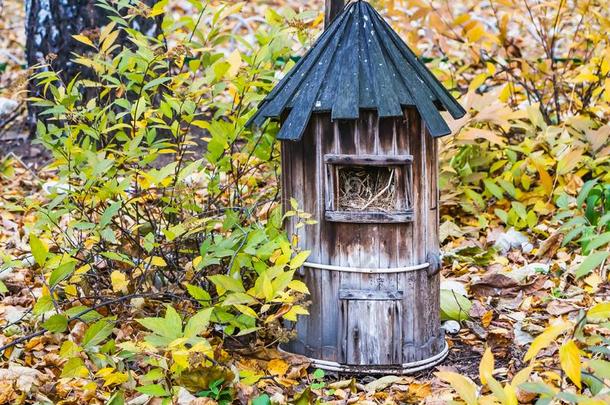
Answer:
[279,341,449,375]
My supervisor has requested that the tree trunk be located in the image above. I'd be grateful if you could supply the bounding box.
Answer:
[325,0,346,28]
[25,0,161,134]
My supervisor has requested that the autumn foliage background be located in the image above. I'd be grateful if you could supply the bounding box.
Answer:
[0,0,609,404]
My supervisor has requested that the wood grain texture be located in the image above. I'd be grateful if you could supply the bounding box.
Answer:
[283,109,444,368]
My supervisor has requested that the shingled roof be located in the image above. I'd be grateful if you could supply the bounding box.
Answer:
[248,0,466,141]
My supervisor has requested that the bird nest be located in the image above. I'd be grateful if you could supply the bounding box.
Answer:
[337,166,397,212]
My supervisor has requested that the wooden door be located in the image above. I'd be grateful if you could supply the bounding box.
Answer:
[338,289,403,365]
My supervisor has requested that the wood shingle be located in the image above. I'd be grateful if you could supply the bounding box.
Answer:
[248,0,466,140]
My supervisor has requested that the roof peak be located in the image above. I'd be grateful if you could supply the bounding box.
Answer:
[248,0,466,140]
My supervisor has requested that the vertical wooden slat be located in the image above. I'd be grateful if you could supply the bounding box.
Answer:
[301,119,322,359]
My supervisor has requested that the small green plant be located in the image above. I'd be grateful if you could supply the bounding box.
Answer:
[557,179,610,278]
[197,378,234,405]
[310,368,326,390]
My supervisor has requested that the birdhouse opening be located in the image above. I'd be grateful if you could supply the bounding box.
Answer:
[324,154,414,223]
[337,166,397,212]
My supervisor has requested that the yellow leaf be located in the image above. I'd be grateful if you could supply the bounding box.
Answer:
[466,24,486,42]
[524,319,572,362]
[102,371,129,387]
[267,358,289,377]
[282,305,308,322]
[262,274,274,301]
[469,73,488,93]
[101,30,120,54]
[110,271,128,293]
[479,347,494,385]
[234,304,258,319]
[502,384,518,405]
[172,350,190,370]
[99,22,116,42]
[288,280,309,294]
[457,128,506,147]
[557,148,584,175]
[559,339,582,389]
[435,371,478,405]
[289,251,310,269]
[587,302,610,321]
[311,12,324,28]
[510,365,533,388]
[534,162,554,195]
[72,34,95,47]
[150,256,167,267]
[486,376,508,403]
[486,62,496,76]
[64,284,78,297]
[150,0,167,16]
[227,49,242,78]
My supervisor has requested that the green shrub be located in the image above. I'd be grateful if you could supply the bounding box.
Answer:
[23,0,314,398]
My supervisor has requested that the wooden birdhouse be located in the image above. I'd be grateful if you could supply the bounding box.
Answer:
[249,0,466,374]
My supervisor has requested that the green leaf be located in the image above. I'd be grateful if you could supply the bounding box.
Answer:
[100,201,121,228]
[208,275,245,295]
[136,384,169,397]
[577,180,598,206]
[143,76,171,90]
[289,251,310,269]
[101,251,135,266]
[183,308,213,339]
[222,292,257,306]
[588,359,610,379]
[576,251,610,278]
[61,357,89,378]
[511,201,527,220]
[82,320,114,349]
[49,261,77,287]
[137,305,183,341]
[33,295,54,315]
[106,390,125,405]
[440,289,471,321]
[29,234,48,267]
[59,340,81,358]
[519,382,557,396]
[252,394,271,405]
[43,314,68,332]
[185,283,211,303]
[0,280,7,294]
[494,209,508,224]
[483,179,504,199]
[64,306,102,322]
[584,231,610,251]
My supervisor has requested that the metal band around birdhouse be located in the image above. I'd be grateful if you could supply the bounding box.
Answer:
[302,261,430,273]
[278,341,449,375]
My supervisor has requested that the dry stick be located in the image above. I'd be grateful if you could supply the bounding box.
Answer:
[360,169,395,211]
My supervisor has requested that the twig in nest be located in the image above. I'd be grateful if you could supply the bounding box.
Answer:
[361,169,394,211]
[337,166,397,212]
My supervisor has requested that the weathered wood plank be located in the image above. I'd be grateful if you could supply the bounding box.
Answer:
[325,211,413,223]
[339,289,404,300]
[324,154,413,165]
[340,298,403,365]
